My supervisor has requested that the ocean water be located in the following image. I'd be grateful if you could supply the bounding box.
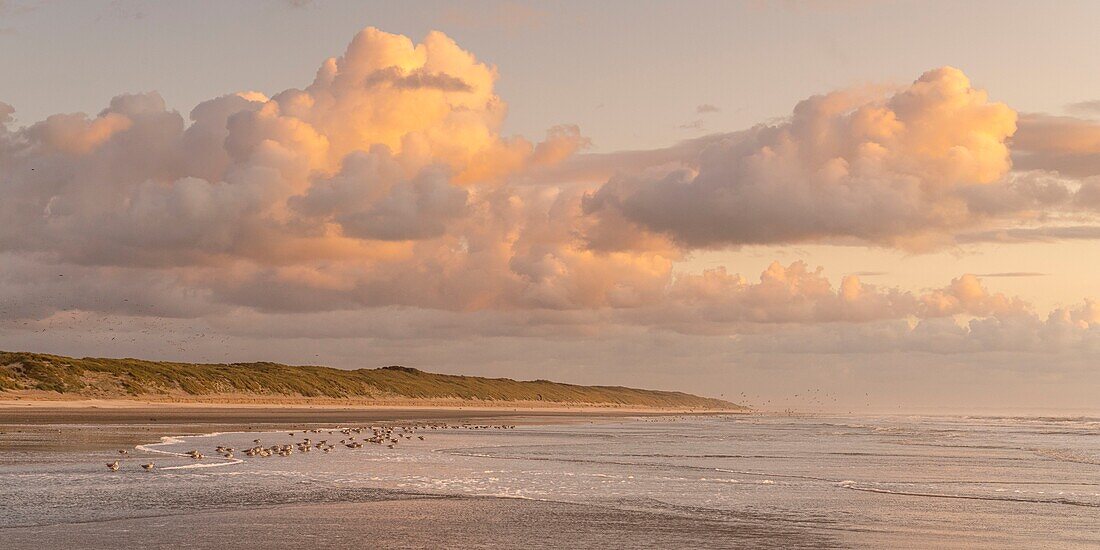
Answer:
[2,414,1099,548]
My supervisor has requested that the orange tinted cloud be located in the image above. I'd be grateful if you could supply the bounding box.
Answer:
[583,68,1024,250]
[0,28,1098,344]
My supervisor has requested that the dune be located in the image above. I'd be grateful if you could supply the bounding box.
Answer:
[0,351,743,411]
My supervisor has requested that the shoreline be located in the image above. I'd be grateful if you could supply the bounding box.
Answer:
[0,401,710,454]
[0,397,746,424]
[0,395,745,412]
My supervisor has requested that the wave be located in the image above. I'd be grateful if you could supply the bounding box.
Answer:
[837,481,1100,508]
[714,468,836,483]
[158,460,243,471]
[1030,448,1100,466]
[133,435,187,456]
[134,434,242,470]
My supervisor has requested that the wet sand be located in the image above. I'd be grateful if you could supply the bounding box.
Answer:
[0,403,725,455]
[3,497,827,550]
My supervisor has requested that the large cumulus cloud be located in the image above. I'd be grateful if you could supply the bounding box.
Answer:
[582,68,1030,250]
[0,28,618,313]
[0,29,536,267]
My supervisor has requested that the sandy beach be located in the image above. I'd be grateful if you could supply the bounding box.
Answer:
[0,398,741,427]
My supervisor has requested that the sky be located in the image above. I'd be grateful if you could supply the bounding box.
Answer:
[3,0,1100,413]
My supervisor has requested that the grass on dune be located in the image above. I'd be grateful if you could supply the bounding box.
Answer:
[0,351,741,409]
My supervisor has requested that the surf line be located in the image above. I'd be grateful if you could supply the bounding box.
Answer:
[135,434,244,470]
[837,482,1100,508]
[132,425,353,471]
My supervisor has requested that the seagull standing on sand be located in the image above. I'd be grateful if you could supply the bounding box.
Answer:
[141,462,155,470]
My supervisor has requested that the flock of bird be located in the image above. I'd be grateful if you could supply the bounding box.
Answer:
[105,422,515,472]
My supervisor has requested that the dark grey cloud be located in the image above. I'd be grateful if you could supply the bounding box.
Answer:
[974,272,1047,278]
[957,225,1100,244]
[1066,100,1100,117]
[292,149,469,242]
[678,119,705,130]
[365,67,473,92]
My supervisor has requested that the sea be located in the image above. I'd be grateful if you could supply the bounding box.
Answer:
[2,413,1099,548]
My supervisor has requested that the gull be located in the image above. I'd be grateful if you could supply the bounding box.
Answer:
[141,462,155,471]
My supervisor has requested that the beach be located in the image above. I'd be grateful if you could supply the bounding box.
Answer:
[4,497,811,550]
[3,408,1099,549]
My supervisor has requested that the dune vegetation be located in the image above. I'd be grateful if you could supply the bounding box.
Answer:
[0,351,741,410]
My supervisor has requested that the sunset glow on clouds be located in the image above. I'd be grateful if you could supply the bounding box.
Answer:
[4,23,1100,410]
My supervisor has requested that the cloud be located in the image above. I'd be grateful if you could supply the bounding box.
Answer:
[678,119,705,131]
[0,253,220,321]
[523,132,726,187]
[0,28,585,271]
[696,104,720,114]
[736,313,1100,357]
[956,169,1073,216]
[0,34,1092,323]
[1011,113,1100,177]
[290,147,469,241]
[918,274,1029,317]
[0,27,648,319]
[583,67,1021,251]
[363,67,474,92]
[735,292,1100,361]
[646,263,1035,336]
[1066,100,1100,117]
[973,272,1046,278]
[663,262,917,326]
[956,225,1100,244]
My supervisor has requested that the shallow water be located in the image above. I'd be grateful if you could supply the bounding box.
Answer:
[2,414,1099,548]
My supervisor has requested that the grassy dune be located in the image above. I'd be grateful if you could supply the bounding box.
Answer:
[0,351,742,410]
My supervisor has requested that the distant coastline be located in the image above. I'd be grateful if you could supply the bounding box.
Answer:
[0,351,744,412]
